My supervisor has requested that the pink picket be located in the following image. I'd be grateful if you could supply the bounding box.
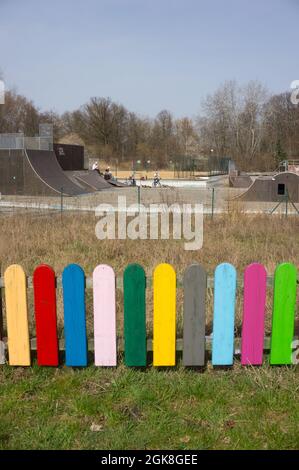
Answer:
[241,263,267,365]
[93,264,117,366]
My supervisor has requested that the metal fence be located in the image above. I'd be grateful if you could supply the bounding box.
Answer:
[1,186,298,216]
[0,133,53,151]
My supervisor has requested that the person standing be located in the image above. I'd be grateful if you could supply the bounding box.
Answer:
[92,161,99,172]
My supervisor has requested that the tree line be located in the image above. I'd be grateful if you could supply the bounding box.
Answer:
[0,79,298,171]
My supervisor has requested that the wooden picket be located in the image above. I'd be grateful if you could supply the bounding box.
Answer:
[153,263,176,366]
[0,284,4,365]
[33,265,59,366]
[123,264,146,367]
[62,264,88,367]
[241,263,267,366]
[0,261,298,369]
[270,263,297,365]
[212,263,237,366]
[93,265,116,366]
[4,265,30,366]
[183,264,206,366]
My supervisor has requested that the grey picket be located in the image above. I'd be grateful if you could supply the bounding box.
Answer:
[183,264,207,366]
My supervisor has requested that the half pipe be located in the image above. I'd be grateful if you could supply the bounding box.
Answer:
[236,172,299,202]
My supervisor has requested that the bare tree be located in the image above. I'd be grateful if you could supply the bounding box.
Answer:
[71,97,128,158]
[197,80,269,169]
[236,81,268,162]
[2,78,299,172]
[0,90,39,135]
[263,92,299,161]
[176,117,199,156]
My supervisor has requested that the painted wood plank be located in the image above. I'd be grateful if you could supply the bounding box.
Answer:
[241,263,267,366]
[270,263,297,365]
[123,263,146,367]
[4,264,30,366]
[153,263,176,366]
[0,282,5,364]
[183,264,207,366]
[62,264,87,367]
[212,263,237,366]
[0,341,5,365]
[93,265,116,366]
[33,264,59,366]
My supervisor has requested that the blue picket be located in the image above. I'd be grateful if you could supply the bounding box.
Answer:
[62,264,88,366]
[212,263,237,366]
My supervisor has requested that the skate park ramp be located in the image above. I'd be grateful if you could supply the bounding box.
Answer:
[66,170,112,191]
[26,150,91,196]
[106,178,127,187]
[236,172,299,202]
[86,171,127,189]
[229,174,252,188]
[206,174,229,187]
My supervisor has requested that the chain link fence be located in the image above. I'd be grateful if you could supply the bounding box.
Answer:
[1,186,298,216]
[0,134,53,151]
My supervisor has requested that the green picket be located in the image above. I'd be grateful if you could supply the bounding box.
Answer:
[270,263,297,365]
[123,264,147,366]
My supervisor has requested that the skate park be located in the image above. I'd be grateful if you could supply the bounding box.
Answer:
[0,125,126,198]
[0,125,299,215]
[229,161,299,214]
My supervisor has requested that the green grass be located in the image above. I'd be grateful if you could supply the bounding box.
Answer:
[0,362,298,450]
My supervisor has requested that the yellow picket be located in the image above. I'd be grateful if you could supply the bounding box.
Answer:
[153,263,176,366]
[4,265,30,366]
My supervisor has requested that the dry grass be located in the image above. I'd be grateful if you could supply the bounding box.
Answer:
[0,211,298,337]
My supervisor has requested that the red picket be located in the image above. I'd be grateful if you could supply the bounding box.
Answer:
[33,264,59,366]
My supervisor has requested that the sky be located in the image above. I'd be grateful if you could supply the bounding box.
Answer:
[0,0,298,117]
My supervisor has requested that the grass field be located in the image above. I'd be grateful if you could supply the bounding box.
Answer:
[0,364,299,450]
[0,212,298,450]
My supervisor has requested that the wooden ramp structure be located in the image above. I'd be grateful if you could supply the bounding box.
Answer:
[236,172,299,202]
[0,149,121,196]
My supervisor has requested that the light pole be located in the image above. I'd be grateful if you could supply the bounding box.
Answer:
[210,148,214,176]
[146,160,151,177]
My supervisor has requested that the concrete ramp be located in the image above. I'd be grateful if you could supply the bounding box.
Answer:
[71,171,112,190]
[229,174,252,188]
[236,172,299,202]
[106,177,128,188]
[66,170,127,190]
[25,150,90,196]
[206,175,229,188]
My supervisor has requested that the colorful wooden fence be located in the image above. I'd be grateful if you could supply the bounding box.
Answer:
[0,262,298,368]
